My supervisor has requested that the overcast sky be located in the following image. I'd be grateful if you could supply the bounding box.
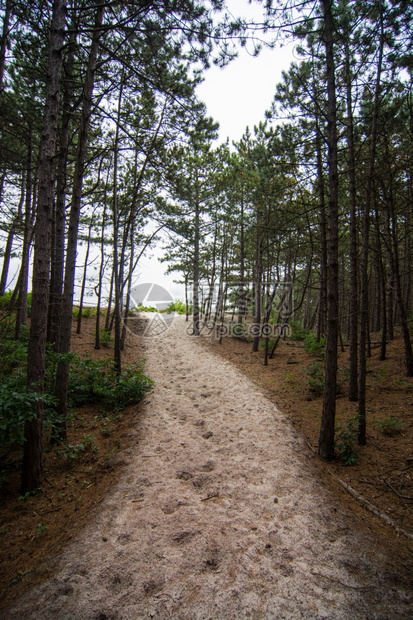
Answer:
[141,1,296,296]
[196,0,295,145]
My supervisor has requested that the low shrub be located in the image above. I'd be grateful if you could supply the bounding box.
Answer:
[303,361,324,396]
[303,333,325,356]
[374,416,404,436]
[162,300,189,315]
[335,417,358,465]
[289,320,309,341]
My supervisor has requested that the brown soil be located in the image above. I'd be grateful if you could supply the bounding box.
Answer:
[0,315,412,618]
[0,318,146,611]
[201,329,413,537]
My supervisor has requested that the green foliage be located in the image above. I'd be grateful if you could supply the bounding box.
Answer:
[55,433,98,462]
[97,328,113,348]
[110,362,153,411]
[161,300,188,315]
[67,356,111,408]
[0,375,58,450]
[72,306,96,319]
[137,302,157,312]
[303,361,324,395]
[0,291,13,307]
[231,322,248,339]
[289,321,309,341]
[18,488,41,502]
[35,523,49,536]
[335,417,358,465]
[0,292,32,314]
[67,356,153,411]
[260,337,278,350]
[303,333,325,356]
[374,416,404,436]
[0,325,152,462]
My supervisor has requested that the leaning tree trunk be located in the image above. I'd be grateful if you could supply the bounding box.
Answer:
[318,0,340,461]
[0,215,18,297]
[21,0,67,494]
[95,173,110,350]
[15,142,34,340]
[77,213,95,335]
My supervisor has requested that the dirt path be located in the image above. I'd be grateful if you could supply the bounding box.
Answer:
[5,317,412,619]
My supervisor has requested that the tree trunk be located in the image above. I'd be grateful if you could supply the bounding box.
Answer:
[192,171,200,336]
[21,0,67,494]
[76,214,95,335]
[358,8,384,446]
[48,22,77,346]
[318,0,340,461]
[390,197,413,376]
[112,75,124,375]
[238,189,246,324]
[54,1,104,442]
[252,234,263,353]
[0,0,12,101]
[15,142,34,340]
[345,42,359,402]
[0,216,18,296]
[315,117,327,342]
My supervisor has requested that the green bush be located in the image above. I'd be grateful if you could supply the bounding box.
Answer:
[303,361,324,395]
[72,306,96,319]
[0,376,57,451]
[137,302,157,312]
[109,362,153,411]
[289,321,309,341]
[0,291,13,307]
[97,328,112,348]
[374,416,404,436]
[231,322,248,339]
[304,333,325,356]
[0,335,152,460]
[161,300,188,315]
[67,355,153,412]
[335,417,358,465]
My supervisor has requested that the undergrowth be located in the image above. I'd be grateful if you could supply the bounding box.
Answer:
[0,323,153,467]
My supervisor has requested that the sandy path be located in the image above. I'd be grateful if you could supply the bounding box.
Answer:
[5,316,412,619]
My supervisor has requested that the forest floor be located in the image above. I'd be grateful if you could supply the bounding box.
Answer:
[0,314,412,618]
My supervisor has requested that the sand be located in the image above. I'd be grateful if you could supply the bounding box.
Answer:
[4,315,412,619]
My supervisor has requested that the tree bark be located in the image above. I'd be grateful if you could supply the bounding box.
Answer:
[54,0,104,441]
[358,8,384,446]
[21,0,67,494]
[15,139,34,340]
[345,42,359,402]
[318,0,340,461]
[0,0,12,101]
[192,168,200,336]
[48,21,78,346]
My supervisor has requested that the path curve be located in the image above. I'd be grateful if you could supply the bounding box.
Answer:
[5,317,412,619]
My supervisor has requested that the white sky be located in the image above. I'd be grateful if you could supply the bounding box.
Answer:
[143,0,296,296]
[197,0,295,144]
